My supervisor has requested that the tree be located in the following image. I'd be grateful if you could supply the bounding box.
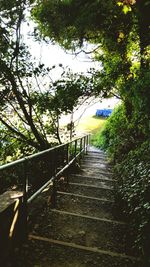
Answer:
[0,0,93,161]
[0,58,91,161]
[0,0,50,151]
[32,0,150,128]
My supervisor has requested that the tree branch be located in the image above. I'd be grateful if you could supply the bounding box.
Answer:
[0,116,40,150]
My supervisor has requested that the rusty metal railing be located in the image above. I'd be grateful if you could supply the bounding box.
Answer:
[0,134,90,205]
[0,134,90,265]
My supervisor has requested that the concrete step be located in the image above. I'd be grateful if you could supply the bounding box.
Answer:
[58,182,114,201]
[87,146,104,153]
[15,236,140,267]
[79,168,113,178]
[30,209,132,256]
[81,158,112,164]
[86,151,106,156]
[82,158,107,163]
[87,152,105,156]
[57,192,115,220]
[69,174,115,188]
[81,163,112,172]
[87,146,106,155]
[86,152,106,158]
[84,153,107,160]
[71,172,114,180]
[10,145,141,267]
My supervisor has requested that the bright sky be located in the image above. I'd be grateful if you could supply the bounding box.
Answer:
[22,18,100,79]
[21,16,120,125]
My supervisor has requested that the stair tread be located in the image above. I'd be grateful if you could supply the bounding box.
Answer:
[57,192,116,220]
[30,208,131,255]
[80,168,113,177]
[71,173,115,182]
[70,174,115,188]
[58,182,114,200]
[69,176,114,187]
[58,191,114,202]
[67,182,114,190]
[14,145,138,267]
[15,237,140,267]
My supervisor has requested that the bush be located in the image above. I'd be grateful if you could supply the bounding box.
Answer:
[93,104,136,161]
[94,103,150,263]
[115,141,150,261]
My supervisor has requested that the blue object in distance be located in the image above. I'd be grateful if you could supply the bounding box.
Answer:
[96,109,113,117]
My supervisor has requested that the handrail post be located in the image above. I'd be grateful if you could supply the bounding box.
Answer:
[0,134,90,211]
[74,139,77,158]
[85,135,89,154]
[66,143,69,164]
[88,134,90,146]
[51,178,57,208]
[23,160,28,240]
[66,143,69,185]
[69,141,72,160]
[84,136,86,154]
[51,150,57,208]
[79,137,83,162]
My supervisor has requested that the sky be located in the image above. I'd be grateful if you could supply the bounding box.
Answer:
[21,17,120,124]
[22,18,101,79]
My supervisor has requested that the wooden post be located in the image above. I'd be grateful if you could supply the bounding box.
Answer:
[0,191,25,266]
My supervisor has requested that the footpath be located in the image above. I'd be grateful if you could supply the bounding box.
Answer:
[13,146,140,267]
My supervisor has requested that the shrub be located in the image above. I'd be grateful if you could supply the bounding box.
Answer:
[94,103,150,263]
[115,141,150,261]
[93,104,136,161]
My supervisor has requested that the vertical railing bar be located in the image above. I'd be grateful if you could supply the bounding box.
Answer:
[23,160,28,239]
[23,160,28,198]
[51,149,57,208]
[51,178,57,208]
[84,136,86,154]
[66,143,69,164]
[70,141,72,160]
[66,143,69,185]
[0,134,90,209]
[68,142,70,163]
[88,134,90,146]
[86,135,88,154]
[74,139,77,158]
[79,137,82,163]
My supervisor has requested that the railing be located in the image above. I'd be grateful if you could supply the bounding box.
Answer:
[0,134,90,265]
[0,134,90,206]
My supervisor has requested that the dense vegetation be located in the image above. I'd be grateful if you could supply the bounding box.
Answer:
[92,104,150,263]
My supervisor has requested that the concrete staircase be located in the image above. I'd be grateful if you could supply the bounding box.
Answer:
[14,146,140,267]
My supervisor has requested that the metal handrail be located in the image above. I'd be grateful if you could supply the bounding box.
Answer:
[0,134,90,205]
[0,134,90,259]
[27,146,85,204]
[0,135,87,171]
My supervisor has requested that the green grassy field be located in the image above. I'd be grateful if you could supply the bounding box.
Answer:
[76,115,106,135]
[75,115,106,147]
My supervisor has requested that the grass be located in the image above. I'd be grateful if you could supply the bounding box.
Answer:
[76,115,106,146]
